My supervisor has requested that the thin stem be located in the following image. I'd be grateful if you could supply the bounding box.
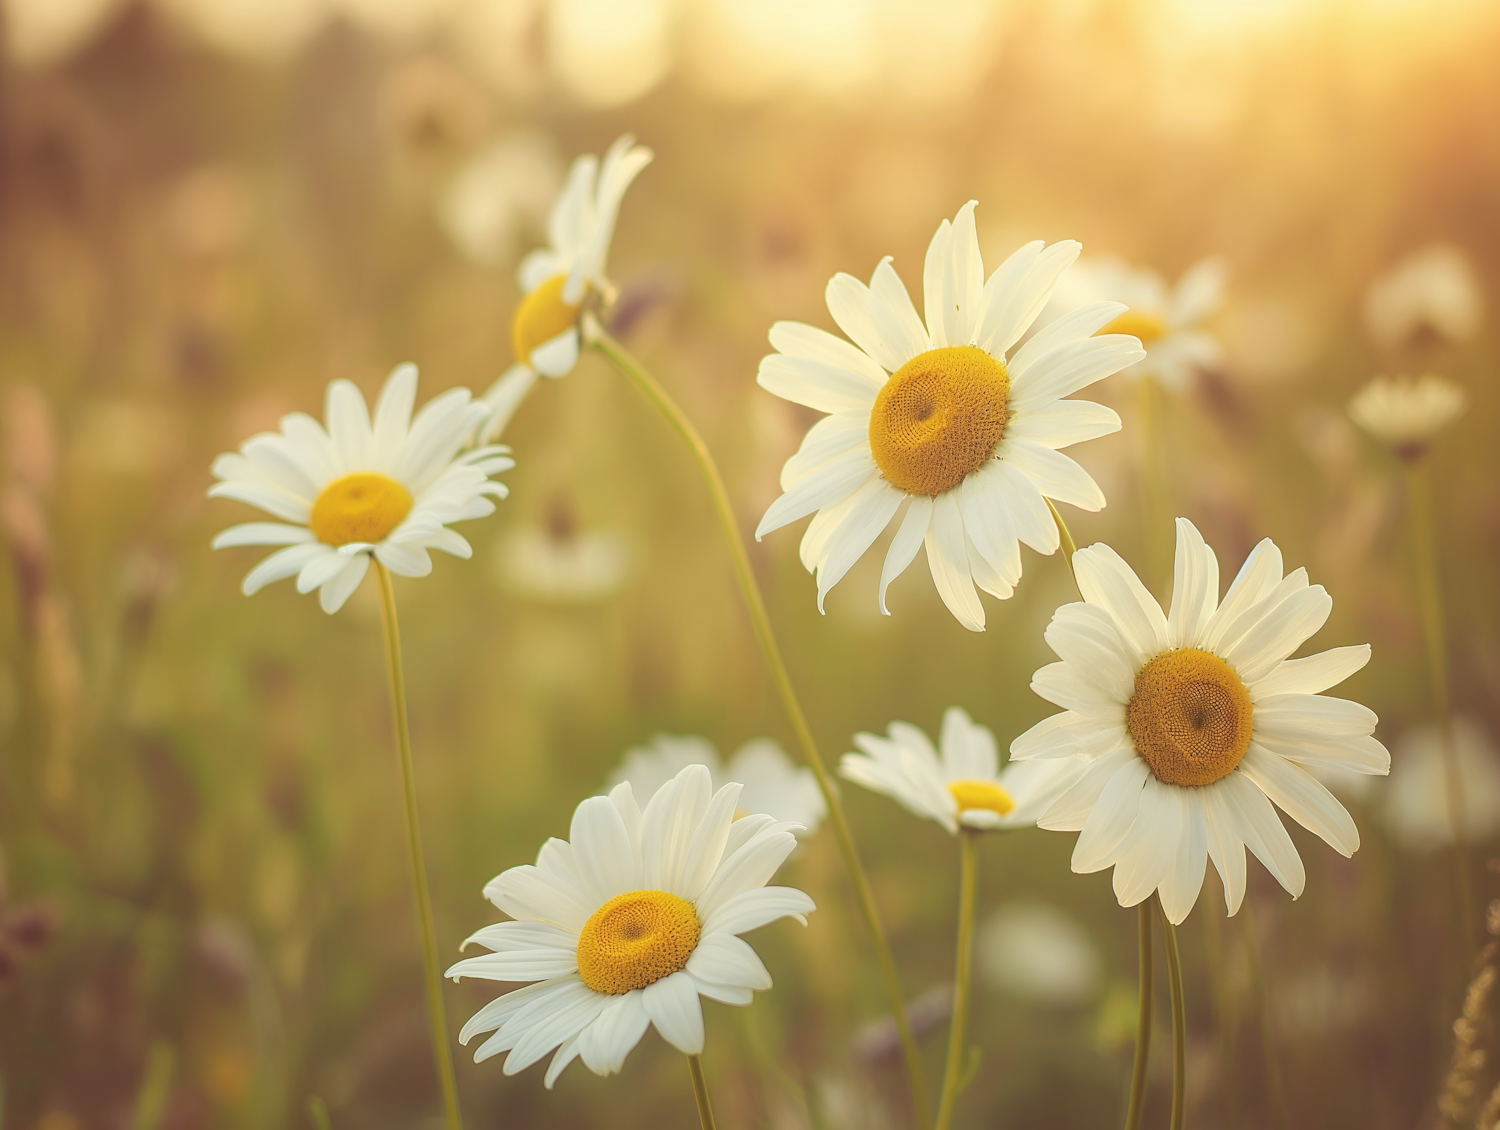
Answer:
[374,563,463,1130]
[1404,458,1474,944]
[935,830,980,1130]
[688,1054,719,1130]
[1046,498,1080,597]
[588,322,931,1129]
[1158,896,1186,1130]
[1123,899,1154,1130]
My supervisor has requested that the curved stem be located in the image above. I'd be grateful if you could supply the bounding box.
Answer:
[1158,896,1186,1130]
[688,1055,719,1130]
[935,830,979,1130]
[588,323,931,1129]
[1046,498,1080,597]
[375,563,463,1130]
[1123,899,1154,1130]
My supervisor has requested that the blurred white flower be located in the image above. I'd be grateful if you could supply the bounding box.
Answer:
[978,901,1101,1004]
[1363,243,1482,351]
[440,131,562,266]
[610,734,826,835]
[1348,373,1467,458]
[494,506,631,604]
[547,0,676,107]
[154,0,329,61]
[1042,256,1228,390]
[1383,716,1500,853]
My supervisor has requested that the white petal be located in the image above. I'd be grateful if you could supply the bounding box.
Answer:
[375,541,433,578]
[1009,335,1144,413]
[1223,586,1333,684]
[1165,518,1219,649]
[1239,744,1359,855]
[768,320,888,386]
[642,765,714,895]
[1031,661,1128,724]
[1005,399,1121,449]
[686,933,772,991]
[694,826,798,920]
[372,363,418,459]
[324,379,373,469]
[878,496,932,615]
[1039,746,1137,830]
[1010,711,1128,762]
[530,327,580,377]
[642,971,704,1055]
[700,886,816,936]
[1071,755,1151,872]
[923,216,954,348]
[241,542,330,596]
[756,450,876,539]
[1006,301,1126,376]
[780,412,870,490]
[1043,604,1137,703]
[213,522,314,550]
[1219,771,1305,898]
[1250,644,1371,698]
[924,490,984,631]
[318,553,369,614]
[758,352,881,415]
[976,239,1081,356]
[812,478,904,612]
[1201,785,1247,915]
[478,364,540,444]
[571,794,642,903]
[826,272,905,373]
[1201,537,1284,651]
[868,257,930,363]
[297,550,357,594]
[940,706,998,780]
[207,478,310,524]
[483,865,592,932]
[1253,694,1377,741]
[989,460,1058,553]
[1156,801,1209,925]
[1110,778,1183,907]
[1071,543,1167,664]
[957,464,1021,590]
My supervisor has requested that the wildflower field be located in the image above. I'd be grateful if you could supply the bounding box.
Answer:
[2,1,1499,1128]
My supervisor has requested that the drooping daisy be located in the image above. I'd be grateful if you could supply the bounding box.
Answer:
[1348,373,1467,460]
[1012,518,1390,924]
[755,202,1144,631]
[840,706,1087,834]
[448,765,813,1085]
[1041,255,1228,391]
[478,134,653,442]
[1383,716,1500,853]
[1363,243,1482,351]
[209,364,512,613]
[610,734,826,835]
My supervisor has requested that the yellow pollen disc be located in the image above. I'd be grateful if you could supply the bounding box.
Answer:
[868,346,1010,496]
[948,778,1015,817]
[576,889,701,995]
[512,273,581,364]
[1127,648,1253,787]
[1100,310,1168,346]
[309,472,413,547]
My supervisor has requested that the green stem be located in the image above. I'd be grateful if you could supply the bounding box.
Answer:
[1047,498,1081,597]
[1123,899,1154,1130]
[1404,458,1474,944]
[374,563,463,1130]
[1158,896,1186,1130]
[588,322,931,1129]
[688,1055,718,1130]
[935,831,980,1130]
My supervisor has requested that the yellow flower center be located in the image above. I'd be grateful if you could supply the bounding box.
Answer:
[576,889,701,995]
[868,346,1010,496]
[1100,310,1167,346]
[1126,648,1252,787]
[512,273,581,364]
[948,778,1015,817]
[309,472,413,547]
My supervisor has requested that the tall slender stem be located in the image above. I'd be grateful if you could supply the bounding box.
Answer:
[1158,897,1186,1130]
[1123,899,1154,1130]
[1404,458,1474,944]
[688,1055,719,1130]
[587,323,931,1128]
[374,562,463,1130]
[935,830,979,1130]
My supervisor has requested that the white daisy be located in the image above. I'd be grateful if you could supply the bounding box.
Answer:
[978,901,1101,1005]
[209,363,512,614]
[839,706,1088,834]
[1012,518,1390,924]
[447,765,814,1086]
[1041,255,1228,391]
[478,134,653,441]
[1383,716,1500,853]
[609,734,826,836]
[755,202,1144,631]
[1363,243,1482,351]
[1348,373,1467,459]
[495,505,632,604]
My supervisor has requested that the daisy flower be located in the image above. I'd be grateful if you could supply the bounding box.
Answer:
[448,765,813,1085]
[1348,373,1467,459]
[610,734,826,835]
[839,706,1088,834]
[209,363,512,614]
[1012,518,1390,924]
[755,202,1144,631]
[1363,243,1482,351]
[1042,255,1228,391]
[1383,716,1500,853]
[478,134,653,442]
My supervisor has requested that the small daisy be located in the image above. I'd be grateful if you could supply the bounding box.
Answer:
[1384,716,1500,853]
[839,706,1088,834]
[1012,518,1390,924]
[1348,373,1467,459]
[1043,255,1228,391]
[495,501,632,604]
[210,364,512,613]
[610,734,826,835]
[1363,243,1482,351]
[978,901,1101,1005]
[448,765,813,1085]
[755,202,1144,631]
[478,134,653,441]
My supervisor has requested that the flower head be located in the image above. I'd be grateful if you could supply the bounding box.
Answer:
[1363,243,1482,351]
[1013,518,1389,923]
[448,765,813,1085]
[755,202,1144,631]
[611,734,826,835]
[1348,373,1467,459]
[209,364,511,613]
[840,706,1088,834]
[479,134,653,441]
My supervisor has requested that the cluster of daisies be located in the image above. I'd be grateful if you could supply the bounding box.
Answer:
[205,132,1422,1092]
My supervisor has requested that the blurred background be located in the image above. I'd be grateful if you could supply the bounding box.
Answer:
[1,0,1499,1126]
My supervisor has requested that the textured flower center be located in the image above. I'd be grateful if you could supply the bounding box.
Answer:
[576,890,701,995]
[948,778,1014,817]
[1101,310,1167,346]
[309,472,413,547]
[1127,648,1253,787]
[512,273,581,364]
[868,346,1010,496]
